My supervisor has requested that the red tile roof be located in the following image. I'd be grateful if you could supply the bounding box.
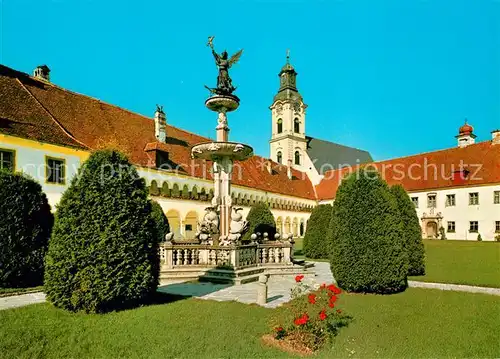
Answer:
[315,140,500,200]
[0,65,316,200]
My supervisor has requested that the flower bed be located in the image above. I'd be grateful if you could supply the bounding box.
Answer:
[266,275,351,354]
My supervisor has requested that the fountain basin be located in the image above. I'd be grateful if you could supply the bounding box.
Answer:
[205,95,240,112]
[191,142,253,161]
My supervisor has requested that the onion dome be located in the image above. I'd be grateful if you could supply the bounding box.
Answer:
[459,120,473,135]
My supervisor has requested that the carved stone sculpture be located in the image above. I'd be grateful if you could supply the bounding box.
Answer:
[225,207,249,244]
[195,207,220,244]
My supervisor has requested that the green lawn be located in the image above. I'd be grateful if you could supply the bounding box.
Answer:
[1,288,499,358]
[410,240,500,288]
[297,237,500,288]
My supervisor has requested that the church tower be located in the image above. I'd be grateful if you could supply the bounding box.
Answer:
[269,52,308,169]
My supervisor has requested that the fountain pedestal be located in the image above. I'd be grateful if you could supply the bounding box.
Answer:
[191,95,253,242]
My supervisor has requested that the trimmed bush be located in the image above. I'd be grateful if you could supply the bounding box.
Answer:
[242,202,276,241]
[330,169,408,294]
[150,200,170,242]
[390,185,425,276]
[303,204,332,259]
[44,150,159,313]
[0,171,53,288]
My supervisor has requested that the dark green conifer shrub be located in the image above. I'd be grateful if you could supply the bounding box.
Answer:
[44,150,159,313]
[242,203,277,241]
[150,200,170,242]
[0,171,53,288]
[390,185,425,276]
[330,169,408,294]
[303,204,332,259]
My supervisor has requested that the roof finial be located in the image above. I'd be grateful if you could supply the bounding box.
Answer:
[286,49,290,64]
[464,118,468,125]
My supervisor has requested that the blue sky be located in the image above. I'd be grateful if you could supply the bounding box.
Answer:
[1,0,498,160]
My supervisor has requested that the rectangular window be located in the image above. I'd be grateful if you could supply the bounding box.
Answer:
[0,149,15,172]
[427,194,436,208]
[445,194,456,207]
[185,224,193,231]
[496,221,500,233]
[494,191,500,204]
[447,221,456,233]
[469,192,479,205]
[46,157,65,184]
[469,221,478,233]
[411,197,419,208]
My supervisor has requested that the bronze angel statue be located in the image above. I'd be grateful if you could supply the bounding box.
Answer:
[205,36,243,96]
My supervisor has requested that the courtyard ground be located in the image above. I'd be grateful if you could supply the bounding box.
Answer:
[0,287,498,358]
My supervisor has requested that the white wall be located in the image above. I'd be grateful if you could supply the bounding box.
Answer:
[0,141,85,209]
[319,185,500,241]
[411,185,500,241]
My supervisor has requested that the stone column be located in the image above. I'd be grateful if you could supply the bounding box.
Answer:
[213,156,233,239]
[257,274,268,306]
[216,110,229,142]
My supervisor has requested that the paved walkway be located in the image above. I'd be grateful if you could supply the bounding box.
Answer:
[2,264,500,311]
[408,280,500,296]
[0,292,46,310]
[159,262,334,308]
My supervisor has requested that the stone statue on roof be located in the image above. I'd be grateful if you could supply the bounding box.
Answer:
[205,36,243,96]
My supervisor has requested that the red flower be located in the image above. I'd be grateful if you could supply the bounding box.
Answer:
[320,283,326,289]
[294,314,309,326]
[328,301,335,308]
[308,294,316,304]
[336,309,342,314]
[295,275,304,283]
[328,284,342,294]
[329,295,338,303]
[319,310,327,321]
[275,326,284,332]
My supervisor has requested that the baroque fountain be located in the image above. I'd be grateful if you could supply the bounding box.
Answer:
[159,37,313,285]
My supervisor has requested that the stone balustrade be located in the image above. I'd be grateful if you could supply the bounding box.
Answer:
[159,241,293,269]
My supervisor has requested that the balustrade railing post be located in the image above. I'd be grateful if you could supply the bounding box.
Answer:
[231,246,238,268]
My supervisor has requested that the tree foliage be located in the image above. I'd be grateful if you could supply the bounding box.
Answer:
[0,171,53,288]
[390,184,425,276]
[303,204,332,259]
[150,200,170,242]
[242,202,277,241]
[44,150,159,313]
[330,169,408,294]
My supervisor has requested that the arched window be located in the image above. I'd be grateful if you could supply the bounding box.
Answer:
[294,118,300,133]
[277,119,283,134]
[294,151,300,165]
[277,151,282,164]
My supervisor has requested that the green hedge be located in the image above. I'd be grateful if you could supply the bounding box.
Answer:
[150,200,170,242]
[242,203,276,241]
[44,150,159,313]
[303,204,332,259]
[330,169,408,294]
[0,171,53,288]
[390,185,425,275]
